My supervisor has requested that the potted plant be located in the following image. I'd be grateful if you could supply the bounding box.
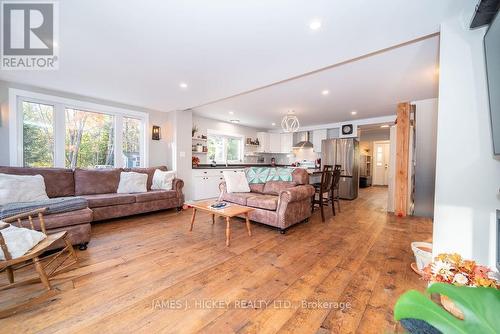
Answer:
[394,253,500,333]
[192,125,198,138]
[395,283,500,334]
[421,253,499,318]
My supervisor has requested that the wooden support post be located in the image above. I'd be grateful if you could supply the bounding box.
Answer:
[395,102,410,217]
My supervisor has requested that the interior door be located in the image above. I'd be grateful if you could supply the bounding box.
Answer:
[373,142,390,185]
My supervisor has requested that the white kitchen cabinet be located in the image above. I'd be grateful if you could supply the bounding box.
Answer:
[280,133,293,153]
[269,133,281,153]
[257,132,269,153]
[192,168,244,200]
[313,129,327,153]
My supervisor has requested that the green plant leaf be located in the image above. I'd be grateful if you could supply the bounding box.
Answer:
[394,283,500,334]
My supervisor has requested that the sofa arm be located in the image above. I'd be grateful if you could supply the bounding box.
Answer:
[172,178,184,205]
[279,185,315,203]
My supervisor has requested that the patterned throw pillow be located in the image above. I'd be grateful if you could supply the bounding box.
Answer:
[245,167,270,184]
[266,167,293,182]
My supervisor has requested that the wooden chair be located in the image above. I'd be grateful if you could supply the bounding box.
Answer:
[311,165,334,222]
[331,168,341,216]
[0,208,78,317]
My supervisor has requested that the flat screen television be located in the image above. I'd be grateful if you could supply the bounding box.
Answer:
[484,11,500,156]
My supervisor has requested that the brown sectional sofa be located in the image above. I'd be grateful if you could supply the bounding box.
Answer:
[0,166,184,249]
[219,168,314,233]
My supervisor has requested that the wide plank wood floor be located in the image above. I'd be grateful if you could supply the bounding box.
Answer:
[0,187,432,333]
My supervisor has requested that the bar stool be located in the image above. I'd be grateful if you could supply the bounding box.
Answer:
[311,165,334,222]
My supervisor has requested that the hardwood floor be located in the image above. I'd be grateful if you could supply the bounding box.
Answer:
[0,187,432,333]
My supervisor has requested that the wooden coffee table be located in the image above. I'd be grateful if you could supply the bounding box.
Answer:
[187,200,254,246]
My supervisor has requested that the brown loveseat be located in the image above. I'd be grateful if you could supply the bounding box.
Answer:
[0,166,184,249]
[219,168,314,233]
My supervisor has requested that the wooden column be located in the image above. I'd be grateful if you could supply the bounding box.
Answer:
[395,102,410,217]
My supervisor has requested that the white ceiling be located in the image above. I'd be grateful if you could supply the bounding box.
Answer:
[194,35,440,128]
[0,0,472,124]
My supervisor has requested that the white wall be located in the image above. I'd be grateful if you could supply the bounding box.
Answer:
[0,81,172,168]
[434,18,500,268]
[168,110,193,200]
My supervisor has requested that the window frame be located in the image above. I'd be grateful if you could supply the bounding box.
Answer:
[206,129,244,163]
[9,88,149,168]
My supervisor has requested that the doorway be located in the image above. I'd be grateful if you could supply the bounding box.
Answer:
[373,141,390,186]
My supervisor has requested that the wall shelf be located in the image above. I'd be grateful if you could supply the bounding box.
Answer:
[192,137,207,142]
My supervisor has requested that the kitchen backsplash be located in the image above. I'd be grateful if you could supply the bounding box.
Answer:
[243,148,320,165]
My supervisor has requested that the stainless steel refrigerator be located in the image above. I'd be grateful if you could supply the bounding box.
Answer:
[321,138,360,200]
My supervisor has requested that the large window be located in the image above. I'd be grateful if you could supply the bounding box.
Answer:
[207,132,243,163]
[122,117,142,168]
[22,101,54,167]
[11,89,148,168]
[65,109,115,168]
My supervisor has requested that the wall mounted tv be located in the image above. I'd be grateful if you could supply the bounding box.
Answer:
[484,11,500,155]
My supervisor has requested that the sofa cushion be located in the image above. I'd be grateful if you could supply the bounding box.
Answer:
[223,171,250,193]
[117,172,148,194]
[0,197,89,220]
[74,168,122,195]
[263,181,297,195]
[247,195,279,211]
[14,208,93,231]
[221,192,256,206]
[266,167,293,182]
[82,193,136,208]
[124,166,168,190]
[135,190,177,203]
[0,166,75,198]
[249,183,265,193]
[291,168,309,185]
[0,173,49,205]
[151,170,175,191]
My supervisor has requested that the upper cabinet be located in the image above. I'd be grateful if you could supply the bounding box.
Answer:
[313,129,327,152]
[257,132,269,153]
[280,133,293,153]
[269,133,281,153]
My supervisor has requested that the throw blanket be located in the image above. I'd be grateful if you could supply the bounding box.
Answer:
[245,167,293,184]
[0,197,89,220]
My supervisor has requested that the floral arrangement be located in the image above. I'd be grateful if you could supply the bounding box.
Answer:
[422,253,499,289]
[192,156,200,166]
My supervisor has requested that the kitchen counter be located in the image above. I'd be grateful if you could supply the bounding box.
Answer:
[192,164,289,169]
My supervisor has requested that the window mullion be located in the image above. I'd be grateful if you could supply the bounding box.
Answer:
[54,103,66,168]
[115,115,124,168]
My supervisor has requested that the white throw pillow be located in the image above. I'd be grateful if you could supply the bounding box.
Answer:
[0,223,46,260]
[117,172,148,193]
[151,170,176,190]
[223,171,251,193]
[0,173,49,206]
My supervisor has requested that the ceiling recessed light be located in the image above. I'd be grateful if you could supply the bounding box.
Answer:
[321,90,329,96]
[309,19,322,30]
[230,119,240,124]
[179,82,188,89]
[228,111,234,115]
[351,110,357,115]
[271,122,276,126]
[380,124,390,128]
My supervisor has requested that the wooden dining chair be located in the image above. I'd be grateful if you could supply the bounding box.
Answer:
[331,169,341,216]
[0,208,78,317]
[311,165,334,222]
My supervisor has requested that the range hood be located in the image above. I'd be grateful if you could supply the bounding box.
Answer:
[293,131,313,149]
